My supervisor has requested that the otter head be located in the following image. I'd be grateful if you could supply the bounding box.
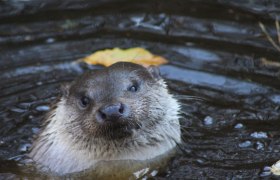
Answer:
[30,62,181,174]
[59,62,175,142]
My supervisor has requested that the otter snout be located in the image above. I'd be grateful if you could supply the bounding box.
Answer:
[96,103,128,122]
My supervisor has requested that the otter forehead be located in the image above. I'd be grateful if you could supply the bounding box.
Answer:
[68,62,155,98]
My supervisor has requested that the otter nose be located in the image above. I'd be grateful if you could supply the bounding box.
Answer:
[96,103,125,122]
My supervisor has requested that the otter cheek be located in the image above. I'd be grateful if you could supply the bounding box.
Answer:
[130,100,147,124]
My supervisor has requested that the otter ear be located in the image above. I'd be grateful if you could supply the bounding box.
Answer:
[60,83,70,97]
[147,66,161,80]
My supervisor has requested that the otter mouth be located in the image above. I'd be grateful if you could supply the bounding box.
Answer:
[97,120,140,140]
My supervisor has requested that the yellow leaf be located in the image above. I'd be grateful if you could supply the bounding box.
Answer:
[82,47,168,67]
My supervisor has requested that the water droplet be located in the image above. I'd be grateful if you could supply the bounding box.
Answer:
[262,166,272,175]
[274,149,280,153]
[196,159,205,164]
[250,132,268,139]
[239,140,252,148]
[259,171,271,177]
[46,38,55,43]
[18,102,32,109]
[269,94,280,104]
[35,105,50,112]
[10,107,26,113]
[150,170,158,177]
[234,123,244,129]
[32,127,40,134]
[255,141,264,150]
[24,35,32,41]
[131,16,143,26]
[18,143,31,152]
[22,158,34,165]
[203,116,214,126]
[263,166,271,171]
[36,81,43,85]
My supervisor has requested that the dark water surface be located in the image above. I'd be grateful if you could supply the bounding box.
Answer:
[1,0,280,179]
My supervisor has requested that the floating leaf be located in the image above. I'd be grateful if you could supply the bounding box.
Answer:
[81,47,168,67]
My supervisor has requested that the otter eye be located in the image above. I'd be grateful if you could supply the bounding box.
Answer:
[80,96,90,108]
[128,85,138,92]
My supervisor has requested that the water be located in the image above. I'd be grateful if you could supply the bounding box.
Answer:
[1,0,280,179]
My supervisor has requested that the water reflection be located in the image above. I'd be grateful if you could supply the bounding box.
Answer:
[160,65,269,95]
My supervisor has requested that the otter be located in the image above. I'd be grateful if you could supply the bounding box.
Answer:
[29,62,181,175]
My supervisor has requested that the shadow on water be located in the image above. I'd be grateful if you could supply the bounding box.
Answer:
[0,0,280,179]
